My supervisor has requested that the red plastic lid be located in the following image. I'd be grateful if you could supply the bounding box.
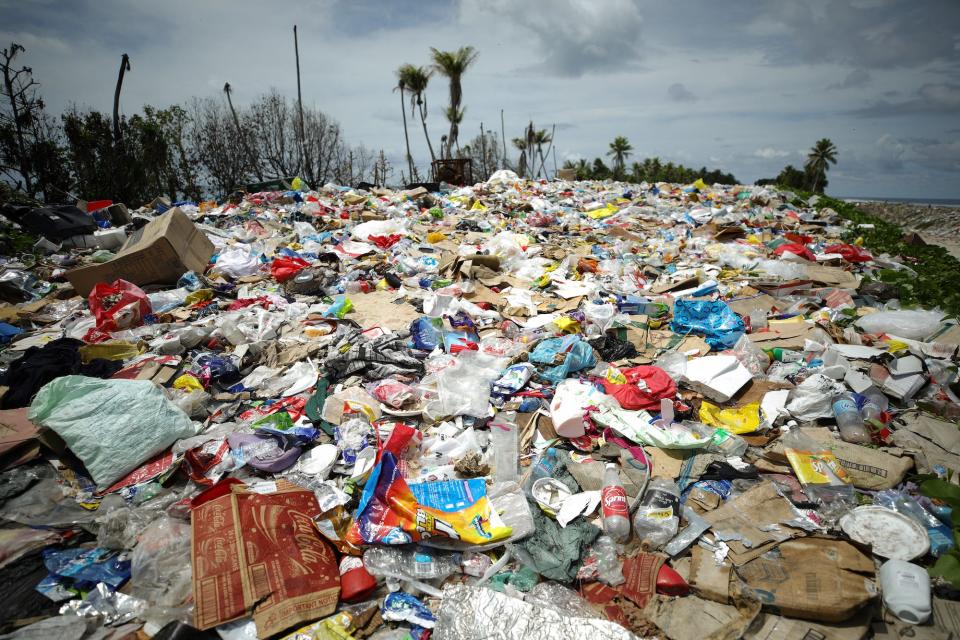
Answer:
[339,558,378,602]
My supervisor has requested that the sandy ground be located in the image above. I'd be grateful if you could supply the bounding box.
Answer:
[850,201,960,259]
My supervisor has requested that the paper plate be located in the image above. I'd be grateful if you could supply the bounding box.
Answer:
[839,505,930,560]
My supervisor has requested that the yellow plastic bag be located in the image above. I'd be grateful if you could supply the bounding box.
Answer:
[173,373,204,392]
[585,203,618,219]
[699,401,761,434]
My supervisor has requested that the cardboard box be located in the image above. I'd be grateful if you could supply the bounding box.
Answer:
[66,208,214,297]
[192,481,340,637]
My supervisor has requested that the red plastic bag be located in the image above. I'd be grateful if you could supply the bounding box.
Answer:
[270,256,310,282]
[824,243,872,263]
[87,279,152,334]
[773,242,815,262]
[600,366,676,411]
[368,234,403,249]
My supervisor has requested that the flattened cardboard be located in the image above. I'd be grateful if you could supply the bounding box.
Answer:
[747,323,814,350]
[66,208,215,297]
[746,610,872,640]
[737,537,874,622]
[192,481,340,637]
[702,481,805,565]
[804,264,861,288]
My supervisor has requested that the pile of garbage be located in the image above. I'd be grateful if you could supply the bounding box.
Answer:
[0,170,958,640]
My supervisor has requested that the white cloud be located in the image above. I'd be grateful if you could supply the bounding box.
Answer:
[753,147,790,159]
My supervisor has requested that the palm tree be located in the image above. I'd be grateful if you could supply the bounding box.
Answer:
[397,64,435,165]
[445,106,465,156]
[430,46,479,158]
[393,66,414,181]
[512,137,528,177]
[533,129,552,178]
[607,136,633,179]
[805,138,837,194]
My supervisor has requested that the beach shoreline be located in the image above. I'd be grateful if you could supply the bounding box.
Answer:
[847,200,960,259]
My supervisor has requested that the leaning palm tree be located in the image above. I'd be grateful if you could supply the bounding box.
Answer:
[533,129,552,178]
[398,64,436,164]
[430,46,479,158]
[607,136,633,179]
[512,137,528,177]
[393,66,415,181]
[805,138,837,194]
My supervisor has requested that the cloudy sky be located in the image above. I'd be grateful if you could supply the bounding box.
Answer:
[3,0,959,199]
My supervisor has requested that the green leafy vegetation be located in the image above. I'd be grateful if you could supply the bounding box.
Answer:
[812,194,960,317]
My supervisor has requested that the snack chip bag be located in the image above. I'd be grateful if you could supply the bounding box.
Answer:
[348,452,511,546]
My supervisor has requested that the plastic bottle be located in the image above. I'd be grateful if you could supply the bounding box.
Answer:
[832,393,871,444]
[880,559,931,624]
[530,448,558,483]
[590,535,625,586]
[601,463,631,544]
[683,421,748,457]
[860,387,888,422]
[489,412,519,484]
[707,426,749,457]
[763,347,803,362]
[632,477,680,550]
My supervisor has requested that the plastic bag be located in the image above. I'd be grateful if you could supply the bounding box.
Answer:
[271,256,310,282]
[530,336,597,383]
[599,366,676,411]
[785,373,845,421]
[348,452,512,546]
[212,246,261,278]
[27,376,196,489]
[698,401,762,434]
[88,279,152,334]
[129,517,192,607]
[856,309,945,340]
[670,299,745,350]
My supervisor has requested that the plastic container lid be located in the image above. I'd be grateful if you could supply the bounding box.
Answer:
[839,505,930,560]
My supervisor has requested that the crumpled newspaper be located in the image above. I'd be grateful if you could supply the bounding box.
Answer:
[433,584,639,640]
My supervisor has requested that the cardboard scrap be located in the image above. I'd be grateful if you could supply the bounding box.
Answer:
[0,408,41,470]
[643,592,759,640]
[347,290,422,331]
[746,609,872,640]
[736,537,875,623]
[702,481,807,565]
[66,207,215,297]
[747,323,815,350]
[888,412,960,476]
[681,355,753,403]
[192,480,340,637]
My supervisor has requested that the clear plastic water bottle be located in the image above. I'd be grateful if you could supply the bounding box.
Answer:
[860,388,888,422]
[832,393,871,444]
[632,477,680,550]
[601,463,631,544]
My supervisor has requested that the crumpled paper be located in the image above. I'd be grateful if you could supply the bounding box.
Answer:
[433,584,637,640]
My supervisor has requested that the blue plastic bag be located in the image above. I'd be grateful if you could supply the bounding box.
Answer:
[530,336,597,383]
[670,299,745,350]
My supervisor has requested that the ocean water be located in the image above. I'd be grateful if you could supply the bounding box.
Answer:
[841,196,960,208]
